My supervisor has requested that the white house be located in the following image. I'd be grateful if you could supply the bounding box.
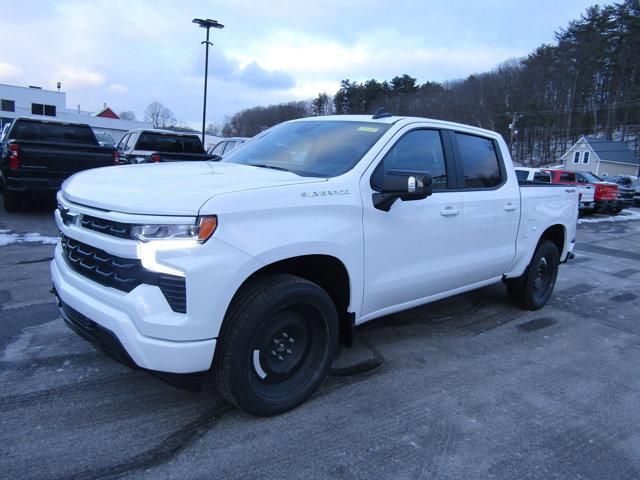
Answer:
[0,83,150,141]
[560,135,640,177]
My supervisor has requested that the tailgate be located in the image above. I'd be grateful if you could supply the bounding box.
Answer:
[578,185,595,202]
[17,141,114,175]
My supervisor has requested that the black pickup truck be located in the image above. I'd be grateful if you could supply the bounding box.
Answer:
[116,129,213,164]
[1,117,118,211]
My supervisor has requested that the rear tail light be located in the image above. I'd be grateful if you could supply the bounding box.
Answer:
[8,143,20,169]
[150,153,161,163]
[113,150,120,165]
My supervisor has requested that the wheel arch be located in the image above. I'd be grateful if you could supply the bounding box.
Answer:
[539,223,566,258]
[225,254,354,345]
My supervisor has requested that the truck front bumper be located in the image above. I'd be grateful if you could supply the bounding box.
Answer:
[51,251,216,374]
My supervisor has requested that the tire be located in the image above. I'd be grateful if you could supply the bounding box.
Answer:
[506,240,559,311]
[214,274,339,416]
[3,190,23,212]
[609,206,623,215]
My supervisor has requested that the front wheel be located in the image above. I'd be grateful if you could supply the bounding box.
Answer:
[214,274,339,416]
[507,240,559,311]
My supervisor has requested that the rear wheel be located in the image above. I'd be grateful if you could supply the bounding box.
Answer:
[214,274,339,416]
[507,240,559,311]
[609,206,623,215]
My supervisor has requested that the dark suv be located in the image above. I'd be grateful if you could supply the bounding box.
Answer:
[605,176,636,212]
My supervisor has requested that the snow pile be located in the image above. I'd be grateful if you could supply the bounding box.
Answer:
[0,231,59,246]
[578,209,640,224]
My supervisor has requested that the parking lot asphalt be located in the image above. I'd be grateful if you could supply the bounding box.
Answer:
[1,197,640,480]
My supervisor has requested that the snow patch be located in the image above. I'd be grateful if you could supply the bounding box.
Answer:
[0,231,59,246]
[578,209,640,224]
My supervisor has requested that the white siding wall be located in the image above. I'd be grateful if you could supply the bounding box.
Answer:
[597,161,639,178]
[562,141,597,172]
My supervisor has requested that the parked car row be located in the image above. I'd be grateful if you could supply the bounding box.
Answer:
[0,117,250,211]
[514,166,637,215]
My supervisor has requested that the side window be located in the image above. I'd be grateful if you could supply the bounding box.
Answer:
[211,142,226,156]
[455,132,502,189]
[559,172,576,182]
[379,129,448,190]
[223,141,237,154]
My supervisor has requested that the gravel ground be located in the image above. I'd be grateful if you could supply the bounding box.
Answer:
[1,196,640,480]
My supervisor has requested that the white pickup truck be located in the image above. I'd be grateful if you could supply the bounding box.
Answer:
[51,114,578,415]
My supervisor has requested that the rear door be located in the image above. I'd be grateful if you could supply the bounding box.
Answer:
[453,131,520,284]
[361,126,463,318]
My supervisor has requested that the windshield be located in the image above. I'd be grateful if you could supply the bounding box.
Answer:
[222,120,390,177]
[580,172,603,183]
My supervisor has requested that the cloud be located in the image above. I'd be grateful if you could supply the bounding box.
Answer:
[108,83,127,93]
[0,62,22,80]
[57,67,105,88]
[195,50,295,90]
[235,62,295,89]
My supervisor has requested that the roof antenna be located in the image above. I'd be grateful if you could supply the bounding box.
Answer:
[372,108,392,120]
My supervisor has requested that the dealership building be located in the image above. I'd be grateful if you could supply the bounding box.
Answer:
[0,83,150,142]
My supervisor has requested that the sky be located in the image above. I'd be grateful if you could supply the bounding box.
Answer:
[0,0,611,127]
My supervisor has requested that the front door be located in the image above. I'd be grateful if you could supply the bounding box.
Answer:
[360,127,463,319]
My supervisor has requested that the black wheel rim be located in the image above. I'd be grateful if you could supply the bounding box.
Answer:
[532,253,553,302]
[251,305,316,385]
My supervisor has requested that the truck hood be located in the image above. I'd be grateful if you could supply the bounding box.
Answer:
[62,161,325,215]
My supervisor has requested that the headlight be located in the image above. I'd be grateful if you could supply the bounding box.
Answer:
[131,216,217,243]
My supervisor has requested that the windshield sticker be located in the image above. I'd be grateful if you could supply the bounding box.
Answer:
[357,126,379,133]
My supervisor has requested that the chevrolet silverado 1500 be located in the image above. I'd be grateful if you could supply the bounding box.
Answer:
[51,115,578,415]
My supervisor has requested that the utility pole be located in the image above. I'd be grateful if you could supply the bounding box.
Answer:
[507,112,522,157]
[193,18,224,146]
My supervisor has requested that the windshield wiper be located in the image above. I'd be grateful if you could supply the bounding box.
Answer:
[248,163,291,172]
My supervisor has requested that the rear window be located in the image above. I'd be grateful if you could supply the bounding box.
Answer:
[136,132,204,154]
[10,120,97,145]
[533,171,551,183]
[515,169,528,181]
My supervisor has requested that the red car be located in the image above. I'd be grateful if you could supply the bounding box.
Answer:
[543,169,618,213]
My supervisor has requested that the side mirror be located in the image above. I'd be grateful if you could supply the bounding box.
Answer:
[372,170,433,211]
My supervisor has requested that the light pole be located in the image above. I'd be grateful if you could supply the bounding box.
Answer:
[192,18,224,145]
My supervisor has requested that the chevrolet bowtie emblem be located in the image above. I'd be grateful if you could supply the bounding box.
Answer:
[59,206,79,226]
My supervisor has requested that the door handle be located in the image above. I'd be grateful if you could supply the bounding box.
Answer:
[440,207,459,216]
[504,203,517,211]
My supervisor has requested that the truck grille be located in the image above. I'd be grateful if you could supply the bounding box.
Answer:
[79,214,131,239]
[60,233,186,313]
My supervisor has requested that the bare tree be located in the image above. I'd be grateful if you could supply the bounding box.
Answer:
[144,101,175,128]
[118,110,137,121]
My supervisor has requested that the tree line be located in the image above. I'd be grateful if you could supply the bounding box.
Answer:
[219,0,640,165]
